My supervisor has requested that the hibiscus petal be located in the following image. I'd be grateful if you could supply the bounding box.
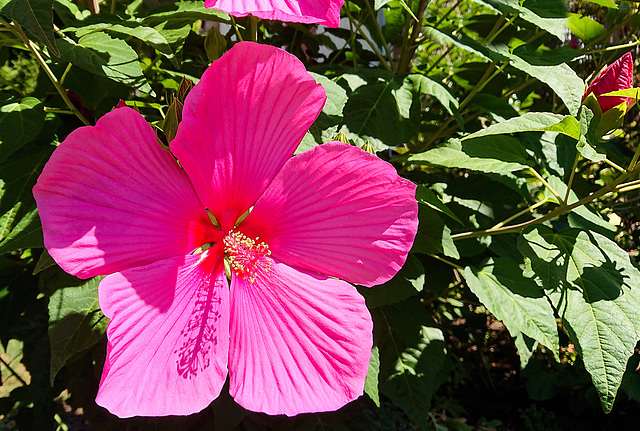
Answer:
[33,107,218,279]
[228,259,372,415]
[205,0,343,27]
[96,251,229,418]
[241,142,418,287]
[171,42,326,231]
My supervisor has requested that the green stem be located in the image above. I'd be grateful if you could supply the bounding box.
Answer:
[451,163,640,241]
[529,167,564,204]
[397,0,430,74]
[429,254,464,270]
[250,15,259,43]
[344,3,392,71]
[229,16,244,42]
[583,39,640,56]
[490,199,548,230]
[0,356,28,387]
[364,0,395,71]
[1,18,90,126]
[563,152,581,204]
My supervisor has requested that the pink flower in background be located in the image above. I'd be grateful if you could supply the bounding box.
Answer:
[33,42,418,418]
[583,51,634,112]
[205,0,344,27]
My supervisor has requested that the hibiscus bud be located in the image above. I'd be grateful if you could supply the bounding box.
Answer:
[361,140,376,154]
[333,130,350,144]
[204,25,227,62]
[583,52,634,113]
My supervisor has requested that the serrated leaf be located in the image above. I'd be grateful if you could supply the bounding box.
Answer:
[485,0,567,39]
[309,72,348,117]
[1,0,59,56]
[48,275,108,384]
[69,21,191,68]
[464,258,559,362]
[358,254,425,308]
[56,32,149,90]
[423,27,584,115]
[364,346,380,406]
[0,97,45,161]
[404,136,531,174]
[518,226,640,413]
[404,74,459,116]
[464,112,580,141]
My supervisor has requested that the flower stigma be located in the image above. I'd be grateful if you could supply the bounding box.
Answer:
[223,231,272,283]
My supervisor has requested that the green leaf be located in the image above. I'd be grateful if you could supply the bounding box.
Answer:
[33,248,55,275]
[1,0,59,56]
[377,299,449,428]
[586,0,617,7]
[141,0,229,25]
[518,226,640,413]
[341,73,414,149]
[404,74,459,116]
[309,73,348,117]
[0,97,45,161]
[600,88,640,99]
[464,258,559,362]
[416,185,463,225]
[358,254,425,308]
[403,136,531,174]
[69,21,191,68]
[423,27,584,114]
[567,13,607,42]
[55,32,149,91]
[0,145,51,249]
[364,346,380,406]
[411,206,460,259]
[577,104,607,162]
[513,331,538,368]
[485,0,567,39]
[464,112,581,141]
[0,206,42,253]
[48,275,108,384]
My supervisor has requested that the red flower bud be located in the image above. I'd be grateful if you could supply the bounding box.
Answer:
[583,52,634,112]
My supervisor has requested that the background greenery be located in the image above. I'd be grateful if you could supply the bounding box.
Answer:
[1,0,640,429]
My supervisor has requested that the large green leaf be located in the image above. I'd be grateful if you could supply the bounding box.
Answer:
[403,136,531,173]
[140,1,229,25]
[56,32,149,91]
[403,74,459,117]
[484,0,567,39]
[68,21,191,68]
[423,27,584,115]
[0,97,45,161]
[464,257,559,362]
[464,112,581,141]
[518,226,640,412]
[341,73,414,149]
[376,298,449,428]
[0,145,51,250]
[358,254,425,308]
[1,0,58,55]
[48,275,108,384]
[411,206,459,259]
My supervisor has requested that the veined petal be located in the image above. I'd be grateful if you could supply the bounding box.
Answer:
[241,142,418,287]
[171,42,325,231]
[205,0,343,27]
[228,259,372,415]
[96,251,229,418]
[33,107,218,279]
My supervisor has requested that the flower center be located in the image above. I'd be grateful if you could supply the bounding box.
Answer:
[223,231,271,283]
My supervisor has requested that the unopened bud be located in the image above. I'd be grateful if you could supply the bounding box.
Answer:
[205,25,228,62]
[583,52,634,113]
[361,140,376,154]
[333,130,350,144]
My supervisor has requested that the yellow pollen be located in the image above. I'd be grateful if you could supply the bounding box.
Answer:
[222,231,272,283]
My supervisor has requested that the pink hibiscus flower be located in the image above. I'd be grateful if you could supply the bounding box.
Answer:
[583,51,634,113]
[33,42,418,418]
[205,0,344,27]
